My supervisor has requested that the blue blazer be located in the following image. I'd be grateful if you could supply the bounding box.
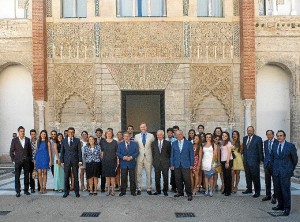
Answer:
[242,134,264,166]
[263,139,278,168]
[270,141,298,178]
[117,141,139,170]
[170,139,194,169]
[60,137,82,166]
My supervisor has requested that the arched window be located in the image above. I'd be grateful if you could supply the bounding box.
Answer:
[62,0,87,18]
[197,0,223,17]
[0,0,28,19]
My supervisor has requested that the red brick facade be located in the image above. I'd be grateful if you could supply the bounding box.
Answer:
[32,0,47,101]
[240,0,256,99]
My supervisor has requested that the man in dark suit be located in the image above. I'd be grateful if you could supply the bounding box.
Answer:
[242,126,264,198]
[60,127,82,198]
[10,126,32,197]
[270,130,298,216]
[117,131,139,196]
[151,130,171,196]
[95,128,106,193]
[170,130,194,201]
[262,130,277,203]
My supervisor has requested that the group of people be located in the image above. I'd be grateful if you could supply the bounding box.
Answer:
[10,123,298,216]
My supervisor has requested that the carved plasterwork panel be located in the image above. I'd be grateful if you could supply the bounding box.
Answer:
[233,0,240,16]
[190,65,233,121]
[46,0,52,17]
[106,64,179,90]
[53,65,95,122]
[100,22,183,58]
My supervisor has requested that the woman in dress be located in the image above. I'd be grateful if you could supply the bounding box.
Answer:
[188,129,196,143]
[101,130,118,196]
[221,132,233,196]
[53,133,64,192]
[84,136,101,196]
[231,130,244,193]
[190,135,202,196]
[198,132,206,193]
[34,130,52,194]
[201,133,217,197]
[80,131,88,191]
[213,135,222,192]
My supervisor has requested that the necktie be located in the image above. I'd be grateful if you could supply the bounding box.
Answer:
[268,140,272,153]
[142,134,146,145]
[126,143,129,151]
[70,138,73,146]
[159,141,162,153]
[278,144,282,156]
[246,136,251,149]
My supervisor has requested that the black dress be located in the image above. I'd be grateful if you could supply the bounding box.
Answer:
[101,140,118,177]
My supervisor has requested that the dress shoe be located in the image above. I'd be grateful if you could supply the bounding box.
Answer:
[163,192,168,196]
[174,193,184,197]
[272,206,284,211]
[242,190,252,194]
[262,196,271,201]
[282,210,290,216]
[76,194,80,198]
[24,191,30,195]
[147,191,152,195]
[153,191,161,195]
[137,190,141,195]
[31,189,35,194]
[131,192,137,196]
[62,193,69,198]
[253,193,260,198]
[271,197,276,204]
[187,196,193,201]
[119,193,126,196]
[16,192,21,198]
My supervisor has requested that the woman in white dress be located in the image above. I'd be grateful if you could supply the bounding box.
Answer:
[80,131,88,191]
[201,133,217,197]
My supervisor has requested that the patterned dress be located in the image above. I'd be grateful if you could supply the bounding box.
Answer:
[192,145,199,172]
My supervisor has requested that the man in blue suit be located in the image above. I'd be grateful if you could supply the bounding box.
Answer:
[270,130,298,216]
[117,131,139,196]
[242,126,264,198]
[170,130,194,201]
[262,130,277,204]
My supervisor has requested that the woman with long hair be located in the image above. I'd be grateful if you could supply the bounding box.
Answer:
[53,133,64,192]
[34,130,52,194]
[221,132,233,196]
[213,135,221,192]
[190,134,202,196]
[198,132,206,193]
[231,130,244,193]
[80,131,88,191]
[188,129,196,143]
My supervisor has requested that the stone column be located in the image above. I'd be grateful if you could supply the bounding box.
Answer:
[291,0,297,15]
[243,99,253,135]
[36,101,46,132]
[272,0,278,15]
[132,0,136,16]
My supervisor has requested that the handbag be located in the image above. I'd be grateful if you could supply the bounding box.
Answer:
[32,169,38,179]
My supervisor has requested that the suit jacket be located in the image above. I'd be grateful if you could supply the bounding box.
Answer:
[117,141,139,169]
[10,137,32,163]
[170,139,194,169]
[134,132,155,162]
[263,139,278,168]
[270,141,298,178]
[60,137,82,166]
[242,134,264,166]
[151,139,171,169]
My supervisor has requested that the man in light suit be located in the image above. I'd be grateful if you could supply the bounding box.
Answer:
[242,126,264,198]
[270,130,298,216]
[60,127,82,198]
[262,130,277,203]
[170,130,194,201]
[151,130,171,196]
[135,122,155,195]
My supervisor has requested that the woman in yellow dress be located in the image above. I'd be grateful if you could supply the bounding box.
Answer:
[231,130,244,193]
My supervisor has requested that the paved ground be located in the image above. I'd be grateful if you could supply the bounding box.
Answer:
[0,164,299,222]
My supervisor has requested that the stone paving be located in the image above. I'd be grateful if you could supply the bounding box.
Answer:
[0,165,299,222]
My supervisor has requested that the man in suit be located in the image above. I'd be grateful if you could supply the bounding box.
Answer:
[151,130,171,196]
[117,131,139,196]
[135,122,155,195]
[242,126,264,198]
[95,128,106,193]
[262,130,277,203]
[170,130,194,201]
[10,126,32,197]
[29,129,37,193]
[60,127,82,198]
[270,130,298,216]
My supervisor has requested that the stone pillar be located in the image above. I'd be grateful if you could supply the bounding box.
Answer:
[272,0,278,15]
[243,99,253,136]
[132,0,136,16]
[291,0,297,15]
[36,101,46,132]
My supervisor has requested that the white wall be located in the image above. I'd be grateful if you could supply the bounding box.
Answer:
[0,65,34,158]
[256,64,290,141]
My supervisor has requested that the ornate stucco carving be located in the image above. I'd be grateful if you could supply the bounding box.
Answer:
[106,64,179,90]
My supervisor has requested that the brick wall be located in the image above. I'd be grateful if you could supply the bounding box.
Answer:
[240,0,255,99]
[32,0,47,101]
